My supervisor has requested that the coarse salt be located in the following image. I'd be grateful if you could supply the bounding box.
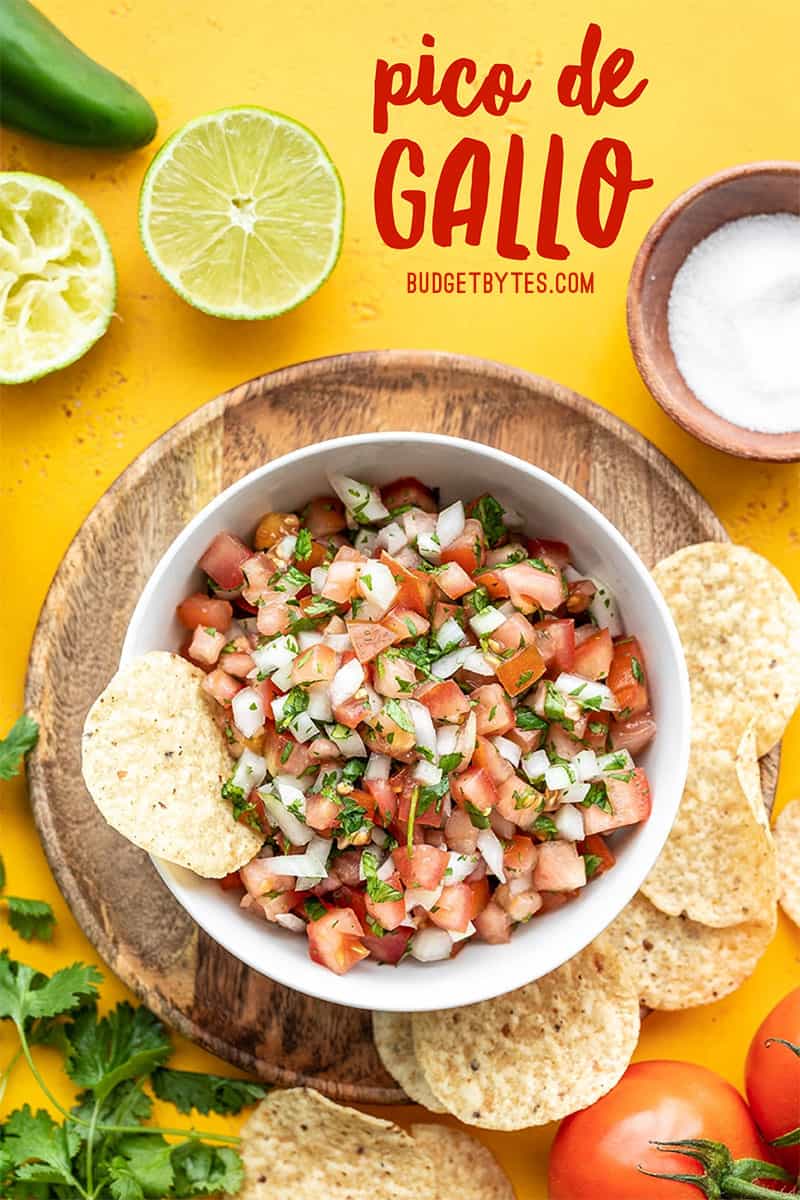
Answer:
[667,213,800,434]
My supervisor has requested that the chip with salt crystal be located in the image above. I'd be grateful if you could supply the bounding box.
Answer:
[605,893,775,1011]
[82,651,262,877]
[775,799,800,927]
[652,543,800,757]
[641,722,777,927]
[227,1088,437,1200]
[411,936,640,1129]
[411,1124,514,1200]
[373,1011,445,1112]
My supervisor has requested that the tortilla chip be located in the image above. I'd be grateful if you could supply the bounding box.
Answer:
[82,651,261,877]
[228,1088,438,1199]
[411,1124,515,1200]
[605,893,775,1010]
[641,722,777,927]
[373,1012,445,1112]
[411,936,640,1129]
[652,543,800,757]
[775,799,800,926]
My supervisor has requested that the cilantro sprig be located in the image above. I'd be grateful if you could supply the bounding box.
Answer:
[0,714,39,781]
[0,852,55,943]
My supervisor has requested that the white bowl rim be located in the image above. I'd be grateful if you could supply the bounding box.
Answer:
[121,430,691,1011]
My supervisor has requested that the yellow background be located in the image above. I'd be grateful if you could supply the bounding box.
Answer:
[2,1,799,1194]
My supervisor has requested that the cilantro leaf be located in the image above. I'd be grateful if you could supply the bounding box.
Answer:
[0,956,102,1028]
[515,707,547,732]
[383,699,414,733]
[580,781,612,814]
[111,1133,173,1196]
[437,752,462,774]
[171,1140,243,1197]
[304,897,327,922]
[3,1106,81,1190]
[72,1078,154,1133]
[471,495,506,548]
[583,853,603,880]
[151,1067,267,1116]
[65,1002,171,1102]
[362,853,402,904]
[533,814,559,840]
[464,800,491,829]
[5,899,55,943]
[0,716,39,781]
[416,777,449,817]
[275,686,309,731]
[294,527,313,561]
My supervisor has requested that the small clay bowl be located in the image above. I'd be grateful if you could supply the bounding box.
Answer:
[627,161,800,462]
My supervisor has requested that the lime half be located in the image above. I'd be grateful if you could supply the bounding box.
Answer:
[139,107,344,319]
[0,173,116,385]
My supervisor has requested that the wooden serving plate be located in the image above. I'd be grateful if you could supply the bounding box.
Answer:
[24,351,778,1104]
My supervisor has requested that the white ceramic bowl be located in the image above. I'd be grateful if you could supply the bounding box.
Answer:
[121,432,690,1012]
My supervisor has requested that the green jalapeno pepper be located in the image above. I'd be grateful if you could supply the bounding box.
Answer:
[0,0,157,148]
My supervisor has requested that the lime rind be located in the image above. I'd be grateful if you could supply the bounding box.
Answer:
[0,171,116,384]
[138,106,344,320]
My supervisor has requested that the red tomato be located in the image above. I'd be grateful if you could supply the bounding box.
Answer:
[435,560,475,599]
[263,726,310,777]
[526,537,571,569]
[578,833,616,877]
[583,767,651,836]
[503,561,565,613]
[417,679,470,723]
[332,695,373,729]
[573,626,614,679]
[441,518,486,575]
[365,872,406,931]
[467,876,490,919]
[198,531,251,590]
[472,684,515,736]
[745,988,800,1172]
[608,636,649,716]
[549,1061,777,1200]
[176,593,233,633]
[472,736,514,785]
[533,617,575,674]
[492,611,536,651]
[303,495,347,537]
[611,711,657,756]
[380,476,437,513]
[362,925,414,964]
[495,643,546,696]
[582,709,610,752]
[219,871,244,891]
[429,883,473,932]
[474,899,512,943]
[382,606,430,641]
[380,551,435,616]
[450,766,499,813]
[363,778,398,826]
[346,620,395,663]
[393,844,448,890]
[291,643,337,685]
[306,906,368,975]
[533,841,586,891]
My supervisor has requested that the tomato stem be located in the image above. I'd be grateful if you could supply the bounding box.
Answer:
[641,1138,797,1198]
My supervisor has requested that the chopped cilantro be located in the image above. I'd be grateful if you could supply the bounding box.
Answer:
[295,527,313,561]
[280,741,293,764]
[533,814,558,839]
[276,687,309,731]
[304,897,327,922]
[470,585,491,612]
[580,781,613,813]
[631,656,645,683]
[464,799,491,829]
[384,699,414,734]
[341,758,367,784]
[471,494,506,548]
[516,707,548,732]
[583,853,603,880]
[365,915,386,936]
[417,777,450,816]
[437,752,463,774]
[334,795,369,839]
[362,852,402,903]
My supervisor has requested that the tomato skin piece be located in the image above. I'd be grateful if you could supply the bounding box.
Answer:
[177,593,233,633]
[608,636,649,716]
[548,1060,777,1200]
[380,476,437,513]
[745,987,800,1172]
[503,561,566,613]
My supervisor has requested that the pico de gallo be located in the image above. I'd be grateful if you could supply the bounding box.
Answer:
[175,473,655,975]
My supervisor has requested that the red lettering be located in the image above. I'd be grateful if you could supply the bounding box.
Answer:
[537,134,569,261]
[576,138,653,247]
[496,134,528,260]
[374,140,426,248]
[432,138,490,247]
[373,60,414,134]
[482,64,532,115]
[557,22,648,116]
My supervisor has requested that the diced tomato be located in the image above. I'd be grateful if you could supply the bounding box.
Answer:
[533,617,575,674]
[332,695,373,729]
[303,495,347,537]
[219,870,244,891]
[306,907,369,975]
[362,925,414,963]
[256,595,292,637]
[566,579,596,614]
[507,725,546,754]
[346,621,394,663]
[240,857,295,898]
[295,538,329,570]
[583,767,652,835]
[492,612,536,652]
[547,723,584,760]
[608,637,649,717]
[474,567,510,600]
[365,871,406,931]
[474,899,512,943]
[441,518,486,576]
[241,553,278,604]
[291,643,337,685]
[188,625,226,667]
[430,601,461,634]
[494,881,543,922]
[444,807,480,853]
[380,552,435,616]
[177,593,233,633]
[416,679,470,723]
[429,882,472,933]
[308,737,342,763]
[503,561,565,613]
[373,652,418,699]
[364,777,398,826]
[362,706,416,758]
[202,668,242,705]
[396,779,444,829]
[472,684,515,736]
[533,842,587,892]
[610,711,657,755]
[263,726,310,777]
[436,561,475,600]
[255,890,303,921]
[199,532,252,590]
[382,607,430,642]
[221,651,256,678]
[305,793,340,831]
[450,766,498,813]
[467,876,490,918]
[322,560,361,604]
[495,642,546,696]
[503,834,538,876]
[582,709,610,752]
[472,736,514,784]
[380,476,437,513]
[393,844,448,890]
[495,775,542,829]
[573,626,613,680]
[578,833,616,878]
[252,676,277,712]
[526,537,571,569]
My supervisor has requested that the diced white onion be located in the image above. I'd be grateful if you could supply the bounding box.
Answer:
[436,617,465,651]
[376,853,396,881]
[407,700,437,759]
[275,533,298,562]
[251,634,298,675]
[597,749,635,776]
[275,912,306,932]
[364,752,391,781]
[330,656,365,707]
[257,789,314,846]
[371,827,389,848]
[477,828,506,882]
[357,561,398,614]
[554,804,585,841]
[501,503,523,527]
[492,735,521,767]
[413,759,442,786]
[274,777,307,814]
[436,499,465,548]
[469,606,506,636]
[354,527,379,556]
[404,884,443,913]
[573,749,599,782]
[588,577,624,637]
[291,711,319,743]
[462,649,496,677]
[328,473,389,522]
[497,600,517,617]
[443,852,478,885]
[268,851,327,877]
[417,531,442,563]
[273,769,314,796]
[231,748,267,794]
[436,725,459,759]
[563,781,591,805]
[402,508,436,542]
[448,921,476,944]
[323,633,351,653]
[523,749,549,781]
[555,672,618,712]
[232,687,265,738]
[298,630,324,650]
[545,763,576,791]
[431,646,474,679]
[271,662,294,692]
[328,724,366,757]
[455,711,477,764]
[296,875,323,891]
[310,566,328,595]
[409,927,453,962]
[376,521,409,556]
[306,682,333,723]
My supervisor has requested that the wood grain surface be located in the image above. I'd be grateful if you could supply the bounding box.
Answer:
[23,350,779,1103]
